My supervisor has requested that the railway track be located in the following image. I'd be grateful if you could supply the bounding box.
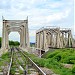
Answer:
[1,47,46,75]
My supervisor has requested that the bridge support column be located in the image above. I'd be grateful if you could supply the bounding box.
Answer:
[64,33,67,47]
[5,31,9,49]
[2,20,6,49]
[68,30,71,47]
[40,33,43,49]
[43,31,47,50]
[51,34,53,48]
[20,30,23,47]
[26,20,30,48]
[61,32,64,48]
[56,32,60,48]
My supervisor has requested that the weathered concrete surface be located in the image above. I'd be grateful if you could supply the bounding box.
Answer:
[36,27,74,50]
[36,27,74,56]
[40,67,59,75]
[62,64,73,69]
[2,17,30,50]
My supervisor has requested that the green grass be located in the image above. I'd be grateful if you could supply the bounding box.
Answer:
[44,48,75,64]
[1,48,75,75]
[24,48,75,75]
[0,52,10,66]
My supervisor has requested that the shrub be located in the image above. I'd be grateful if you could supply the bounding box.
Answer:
[48,51,59,58]
[72,65,75,73]
[55,55,61,62]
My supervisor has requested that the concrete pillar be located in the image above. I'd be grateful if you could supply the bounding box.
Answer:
[39,33,41,49]
[68,31,71,47]
[39,32,41,48]
[42,32,44,49]
[36,33,39,49]
[56,32,60,48]
[36,33,40,48]
[5,30,9,49]
[64,33,67,47]
[2,21,9,49]
[21,28,24,48]
[49,33,52,47]
[51,34,53,48]
[25,20,30,48]
[43,31,47,50]
[47,33,51,48]
[2,20,6,49]
[62,32,64,48]
[53,34,56,48]
[40,33,43,49]
[48,34,51,46]
[20,30,22,47]
[37,33,39,48]
[20,20,30,48]
[46,34,48,48]
[23,25,26,48]
[38,33,40,48]
[21,26,24,47]
[70,33,73,47]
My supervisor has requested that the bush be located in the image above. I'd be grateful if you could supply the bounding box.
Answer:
[55,55,61,62]
[48,51,59,58]
[23,48,75,75]
[62,56,75,64]
[72,65,75,73]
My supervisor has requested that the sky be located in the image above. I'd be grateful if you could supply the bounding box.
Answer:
[0,0,74,42]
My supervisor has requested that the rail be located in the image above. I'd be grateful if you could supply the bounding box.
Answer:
[18,48,46,75]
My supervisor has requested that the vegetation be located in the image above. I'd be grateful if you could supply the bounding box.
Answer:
[0,37,20,48]
[30,42,35,47]
[0,37,75,75]
[0,37,35,47]
[0,52,10,71]
[24,48,75,75]
[9,40,20,46]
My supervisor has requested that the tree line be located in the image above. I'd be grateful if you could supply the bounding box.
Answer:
[0,37,20,48]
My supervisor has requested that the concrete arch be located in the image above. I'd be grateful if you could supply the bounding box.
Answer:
[2,17,30,49]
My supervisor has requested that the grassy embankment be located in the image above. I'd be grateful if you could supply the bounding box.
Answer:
[1,48,75,75]
[0,52,10,70]
[24,48,75,75]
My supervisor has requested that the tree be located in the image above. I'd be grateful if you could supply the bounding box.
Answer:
[9,40,20,46]
[0,37,20,48]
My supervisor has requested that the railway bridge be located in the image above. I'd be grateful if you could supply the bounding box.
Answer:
[36,27,74,56]
[1,17,30,49]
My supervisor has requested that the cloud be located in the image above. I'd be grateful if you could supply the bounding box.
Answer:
[0,0,11,9]
[46,8,71,22]
[0,0,74,42]
[29,30,36,37]
[74,0,75,33]
[9,32,20,41]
